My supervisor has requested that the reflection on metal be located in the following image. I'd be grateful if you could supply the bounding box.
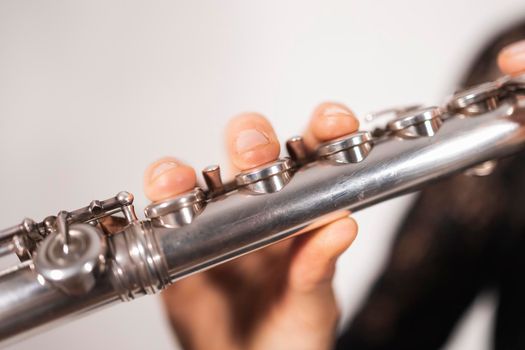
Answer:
[317,131,373,163]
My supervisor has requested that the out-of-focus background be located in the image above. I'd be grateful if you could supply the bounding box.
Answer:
[1,1,524,349]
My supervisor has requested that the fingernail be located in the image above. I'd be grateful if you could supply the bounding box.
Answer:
[321,105,353,119]
[150,161,178,181]
[235,129,270,154]
[502,40,525,55]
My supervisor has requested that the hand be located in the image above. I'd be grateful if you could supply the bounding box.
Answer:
[144,102,359,350]
[142,39,525,350]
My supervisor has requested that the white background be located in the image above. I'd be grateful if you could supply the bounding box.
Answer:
[1,1,524,349]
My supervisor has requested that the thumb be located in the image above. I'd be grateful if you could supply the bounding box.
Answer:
[253,217,357,350]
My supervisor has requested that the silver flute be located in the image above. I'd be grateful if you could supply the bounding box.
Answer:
[1,75,525,345]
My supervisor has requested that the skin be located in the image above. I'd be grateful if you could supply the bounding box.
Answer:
[144,41,525,350]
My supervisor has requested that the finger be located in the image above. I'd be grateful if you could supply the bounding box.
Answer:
[224,112,291,263]
[161,275,235,350]
[143,156,197,202]
[288,217,358,292]
[226,112,280,171]
[294,210,351,236]
[303,102,360,150]
[498,40,525,76]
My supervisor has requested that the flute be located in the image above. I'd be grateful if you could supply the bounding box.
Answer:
[0,75,524,344]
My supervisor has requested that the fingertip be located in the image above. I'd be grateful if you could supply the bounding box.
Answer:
[144,157,197,202]
[308,102,359,145]
[226,112,280,170]
[498,40,525,76]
